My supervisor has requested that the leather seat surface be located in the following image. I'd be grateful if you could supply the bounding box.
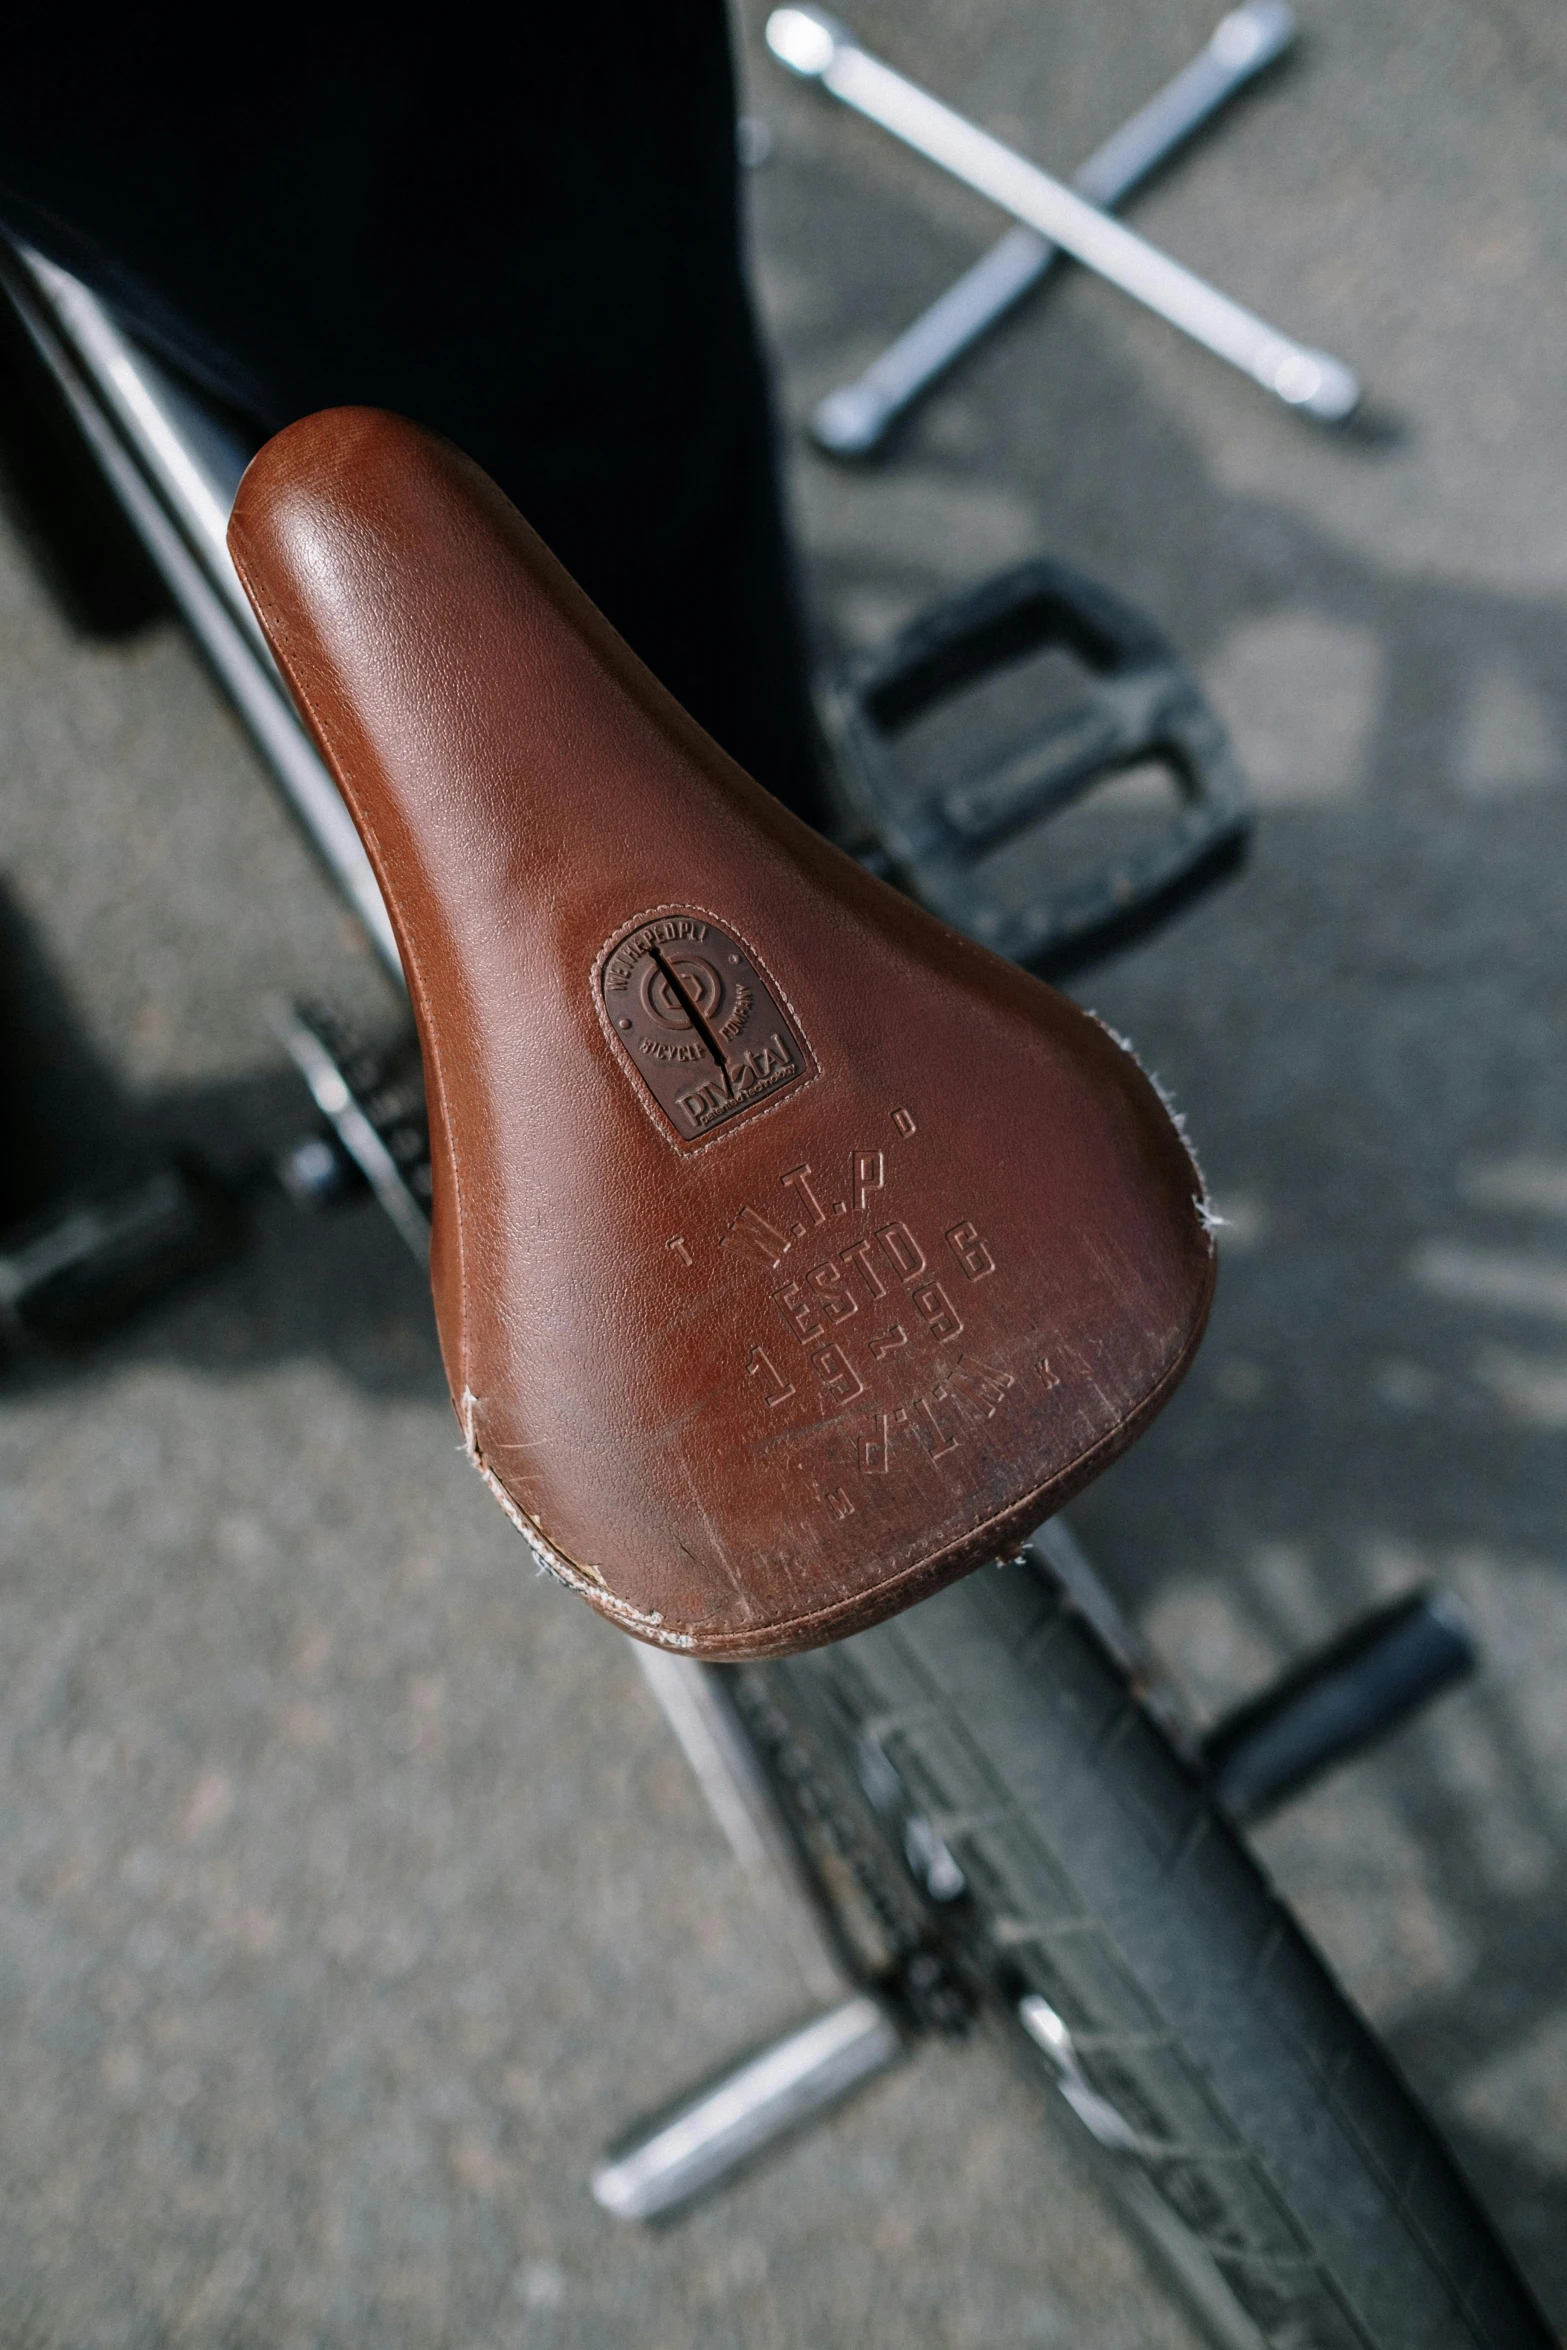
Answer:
[229,409,1215,1658]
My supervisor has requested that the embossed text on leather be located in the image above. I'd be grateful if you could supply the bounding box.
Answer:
[598,912,812,1144]
[229,410,1214,1660]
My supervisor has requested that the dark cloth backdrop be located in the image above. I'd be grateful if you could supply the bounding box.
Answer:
[0,7,825,822]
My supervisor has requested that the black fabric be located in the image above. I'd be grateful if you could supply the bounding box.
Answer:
[0,7,826,822]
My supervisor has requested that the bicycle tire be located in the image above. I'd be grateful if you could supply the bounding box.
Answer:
[741,1551,1552,2350]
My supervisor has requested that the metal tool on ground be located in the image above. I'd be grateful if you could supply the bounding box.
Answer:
[812,0,1297,456]
[768,4,1359,423]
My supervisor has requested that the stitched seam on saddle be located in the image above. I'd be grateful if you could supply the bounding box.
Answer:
[474,1252,1212,1658]
[589,901,820,1157]
[1087,1010,1215,1253]
[231,549,474,1395]
[462,1429,696,1644]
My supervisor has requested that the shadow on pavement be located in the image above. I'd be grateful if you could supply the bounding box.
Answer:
[0,881,439,1405]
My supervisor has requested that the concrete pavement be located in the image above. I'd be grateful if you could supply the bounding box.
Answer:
[1,0,1566,2337]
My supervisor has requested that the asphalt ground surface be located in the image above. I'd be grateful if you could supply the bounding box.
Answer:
[2,0,1566,2341]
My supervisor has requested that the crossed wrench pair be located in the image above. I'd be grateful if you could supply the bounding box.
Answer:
[766,3,1361,449]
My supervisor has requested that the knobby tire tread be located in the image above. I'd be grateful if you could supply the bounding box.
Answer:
[769,1558,1550,2350]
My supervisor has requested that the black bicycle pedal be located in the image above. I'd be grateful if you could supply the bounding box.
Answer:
[820,558,1249,981]
[1202,1588,1477,1825]
[0,1154,241,1354]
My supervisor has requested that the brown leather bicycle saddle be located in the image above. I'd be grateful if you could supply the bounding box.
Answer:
[229,409,1214,1659]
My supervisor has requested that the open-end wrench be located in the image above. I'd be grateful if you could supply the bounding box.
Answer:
[810,2,1298,455]
[767,5,1359,424]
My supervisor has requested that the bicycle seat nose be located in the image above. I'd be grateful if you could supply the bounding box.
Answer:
[229,408,1213,1659]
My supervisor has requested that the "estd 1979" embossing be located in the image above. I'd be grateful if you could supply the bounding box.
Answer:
[772,1221,969,1355]
[742,1197,1004,1431]
[726,1116,1018,1528]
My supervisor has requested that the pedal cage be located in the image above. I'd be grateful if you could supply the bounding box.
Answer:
[821,559,1249,980]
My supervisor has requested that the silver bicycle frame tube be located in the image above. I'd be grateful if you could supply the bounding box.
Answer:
[2,243,404,980]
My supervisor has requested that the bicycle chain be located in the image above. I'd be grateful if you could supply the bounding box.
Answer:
[731,1663,974,2036]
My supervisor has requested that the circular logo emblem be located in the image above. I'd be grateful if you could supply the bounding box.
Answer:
[599,913,810,1143]
[642,951,722,1029]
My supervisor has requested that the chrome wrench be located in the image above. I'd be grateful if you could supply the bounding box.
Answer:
[810,1,1298,455]
[767,5,1359,424]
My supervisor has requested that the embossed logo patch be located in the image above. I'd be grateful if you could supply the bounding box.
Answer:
[600,913,809,1143]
